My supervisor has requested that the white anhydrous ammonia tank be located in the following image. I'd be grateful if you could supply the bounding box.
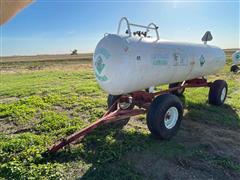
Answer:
[232,50,240,65]
[93,19,226,95]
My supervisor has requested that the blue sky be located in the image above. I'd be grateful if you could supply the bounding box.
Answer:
[1,0,239,56]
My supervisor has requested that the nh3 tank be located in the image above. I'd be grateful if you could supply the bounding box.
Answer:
[232,50,240,65]
[230,50,240,73]
[93,17,226,95]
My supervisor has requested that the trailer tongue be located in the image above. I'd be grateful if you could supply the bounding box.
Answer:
[48,107,146,154]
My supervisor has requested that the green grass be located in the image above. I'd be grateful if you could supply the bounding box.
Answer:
[0,59,239,179]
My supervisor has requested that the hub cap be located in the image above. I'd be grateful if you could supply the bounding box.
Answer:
[118,96,133,110]
[164,107,179,129]
[221,87,226,102]
[119,102,131,109]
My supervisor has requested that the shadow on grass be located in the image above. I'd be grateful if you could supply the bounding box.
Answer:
[43,126,154,179]
[179,95,240,127]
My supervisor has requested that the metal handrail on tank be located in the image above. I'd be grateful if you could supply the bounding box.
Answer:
[117,17,131,37]
[117,17,160,40]
[146,23,159,40]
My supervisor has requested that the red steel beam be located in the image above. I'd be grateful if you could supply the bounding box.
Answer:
[47,108,146,153]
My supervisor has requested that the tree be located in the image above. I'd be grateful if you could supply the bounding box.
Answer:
[71,49,78,55]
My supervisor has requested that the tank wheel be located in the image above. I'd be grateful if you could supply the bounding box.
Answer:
[146,94,183,140]
[208,80,228,106]
[169,82,185,96]
[230,65,239,73]
[107,95,131,128]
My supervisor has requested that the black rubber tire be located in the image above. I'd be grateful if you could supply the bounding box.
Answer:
[169,82,185,96]
[107,95,120,111]
[208,80,228,106]
[230,65,239,73]
[107,95,130,128]
[146,94,183,140]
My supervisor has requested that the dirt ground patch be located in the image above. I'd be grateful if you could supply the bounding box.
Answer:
[125,118,240,180]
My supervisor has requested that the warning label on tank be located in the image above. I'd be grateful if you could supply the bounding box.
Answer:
[173,53,188,66]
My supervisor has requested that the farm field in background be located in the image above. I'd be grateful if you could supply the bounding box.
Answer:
[0,51,240,179]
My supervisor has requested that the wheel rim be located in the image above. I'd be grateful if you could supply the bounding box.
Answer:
[220,87,226,102]
[119,102,131,110]
[164,107,179,129]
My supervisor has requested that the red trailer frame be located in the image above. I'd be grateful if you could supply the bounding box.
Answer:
[47,78,211,154]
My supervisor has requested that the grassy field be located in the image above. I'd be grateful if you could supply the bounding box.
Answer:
[0,53,240,179]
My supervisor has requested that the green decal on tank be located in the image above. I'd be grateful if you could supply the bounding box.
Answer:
[95,48,111,59]
[95,56,105,74]
[94,48,110,82]
[95,72,108,81]
[153,59,168,65]
[151,54,168,66]
[199,55,205,67]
